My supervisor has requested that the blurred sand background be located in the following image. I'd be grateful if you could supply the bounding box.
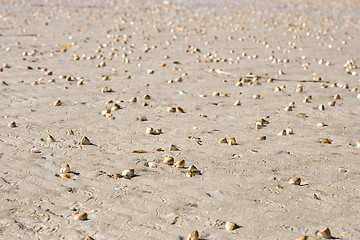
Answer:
[0,0,360,239]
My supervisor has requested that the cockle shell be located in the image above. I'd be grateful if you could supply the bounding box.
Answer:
[288,177,301,185]
[60,164,70,173]
[59,172,70,179]
[186,230,199,240]
[74,212,88,221]
[121,169,135,179]
[80,136,91,145]
[53,100,62,106]
[218,137,227,143]
[228,137,236,145]
[46,135,56,143]
[8,121,17,128]
[225,221,237,231]
[174,160,185,168]
[316,227,332,239]
[163,156,174,165]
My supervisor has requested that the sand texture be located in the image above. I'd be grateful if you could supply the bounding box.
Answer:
[1,0,360,239]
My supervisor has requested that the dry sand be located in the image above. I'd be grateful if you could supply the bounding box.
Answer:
[1,0,360,239]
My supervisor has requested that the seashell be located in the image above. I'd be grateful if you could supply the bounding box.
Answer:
[233,100,241,106]
[146,127,154,135]
[163,156,174,165]
[53,100,62,106]
[143,94,151,100]
[147,162,157,168]
[338,167,347,173]
[276,184,283,189]
[219,93,228,97]
[288,177,301,185]
[225,221,237,231]
[351,88,358,92]
[268,78,274,83]
[186,230,199,240]
[60,164,70,173]
[235,82,242,87]
[334,94,340,99]
[212,92,220,96]
[8,121,17,128]
[174,160,185,168]
[296,236,308,240]
[142,102,148,107]
[257,136,266,140]
[321,138,331,144]
[101,87,113,93]
[176,107,184,113]
[357,140,360,148]
[167,107,176,112]
[228,137,236,145]
[30,148,41,154]
[188,165,198,172]
[249,149,258,153]
[316,227,332,239]
[303,97,310,103]
[288,102,295,108]
[121,169,135,179]
[46,135,56,143]
[317,122,325,127]
[67,130,74,135]
[59,172,70,179]
[169,144,179,151]
[218,137,227,143]
[147,69,154,74]
[275,86,281,91]
[318,104,325,111]
[186,170,196,178]
[295,86,303,93]
[80,136,91,145]
[77,79,84,86]
[137,116,147,121]
[101,109,111,116]
[74,212,88,221]
[278,130,286,136]
[286,127,293,135]
[129,97,137,103]
[111,103,121,111]
[328,101,336,106]
[260,118,269,124]
[284,106,292,111]
[255,121,262,130]
[252,94,260,99]
[85,236,95,240]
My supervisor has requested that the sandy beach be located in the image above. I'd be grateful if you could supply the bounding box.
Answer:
[1,0,360,239]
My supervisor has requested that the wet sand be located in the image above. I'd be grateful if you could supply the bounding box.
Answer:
[1,0,360,239]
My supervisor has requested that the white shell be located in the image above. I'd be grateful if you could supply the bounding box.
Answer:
[121,169,134,179]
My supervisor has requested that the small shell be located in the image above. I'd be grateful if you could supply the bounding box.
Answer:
[74,212,88,221]
[278,130,286,136]
[169,144,179,151]
[8,121,17,128]
[321,138,332,144]
[176,107,184,113]
[286,127,293,135]
[143,94,151,100]
[334,94,340,99]
[318,104,325,111]
[129,97,137,103]
[276,184,283,189]
[295,86,303,93]
[46,135,56,143]
[328,101,336,106]
[147,162,157,168]
[146,127,154,135]
[228,137,236,145]
[317,122,325,127]
[212,92,220,96]
[225,221,237,231]
[338,167,347,173]
[174,160,185,168]
[255,121,262,130]
[275,86,281,92]
[101,109,111,116]
[288,177,301,185]
[257,136,266,140]
[252,94,260,99]
[67,130,74,135]
[167,107,176,112]
[163,156,174,165]
[316,227,332,239]
[186,230,199,240]
[186,170,196,178]
[303,97,310,103]
[233,100,241,106]
[53,100,62,106]
[111,103,121,111]
[85,236,95,240]
[356,140,360,148]
[60,164,70,173]
[218,137,227,143]
[288,102,295,108]
[80,136,91,145]
[121,169,135,179]
[30,148,41,154]
[284,106,292,112]
[59,172,70,179]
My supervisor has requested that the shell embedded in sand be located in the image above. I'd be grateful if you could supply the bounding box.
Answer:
[67,130,74,135]
[129,97,137,103]
[169,144,179,151]
[111,103,121,111]
[278,130,286,136]
[288,177,301,185]
[121,169,135,179]
[186,170,196,178]
[257,136,266,140]
[295,86,303,93]
[59,172,70,179]
[255,121,262,130]
[317,122,325,127]
[286,127,294,135]
[167,107,176,112]
[318,104,325,111]
[163,156,174,165]
[186,230,199,240]
[46,135,56,143]
[53,100,62,106]
[338,167,347,173]
[101,109,111,116]
[85,236,95,240]
[233,100,241,106]
[316,227,332,239]
[284,106,292,111]
[80,136,91,145]
[252,94,260,99]
[143,94,151,100]
[60,164,70,173]
[228,137,236,145]
[176,107,184,113]
[8,121,17,128]
[30,148,41,154]
[147,162,157,168]
[334,94,340,99]
[174,160,185,168]
[146,127,154,135]
[225,221,237,231]
[328,101,336,106]
[218,137,227,143]
[74,212,88,221]
[321,138,332,144]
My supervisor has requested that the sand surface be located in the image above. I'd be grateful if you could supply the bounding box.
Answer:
[1,0,360,239]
